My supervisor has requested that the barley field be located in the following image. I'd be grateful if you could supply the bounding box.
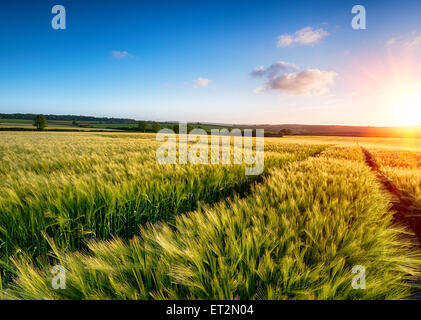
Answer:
[367,148,421,206]
[1,132,421,299]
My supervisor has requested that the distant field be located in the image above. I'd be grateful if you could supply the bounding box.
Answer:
[1,132,420,299]
[238,123,421,138]
[277,136,421,151]
[0,118,229,132]
[0,119,114,130]
[0,119,35,127]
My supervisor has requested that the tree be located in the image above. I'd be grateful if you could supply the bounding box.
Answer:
[72,120,79,126]
[33,115,47,131]
[151,122,161,132]
[138,121,148,132]
[279,129,293,136]
[187,124,195,133]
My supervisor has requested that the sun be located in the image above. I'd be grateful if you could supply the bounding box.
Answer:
[388,85,421,126]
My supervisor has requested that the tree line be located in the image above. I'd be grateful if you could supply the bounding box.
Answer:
[0,113,138,123]
[2,114,294,136]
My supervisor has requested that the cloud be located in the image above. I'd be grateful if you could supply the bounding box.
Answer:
[405,36,421,48]
[386,34,421,48]
[250,61,297,78]
[193,77,211,88]
[266,69,337,95]
[277,27,328,47]
[386,37,399,46]
[110,50,132,59]
[251,62,336,96]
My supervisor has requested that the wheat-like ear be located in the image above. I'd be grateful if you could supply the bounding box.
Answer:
[41,231,64,263]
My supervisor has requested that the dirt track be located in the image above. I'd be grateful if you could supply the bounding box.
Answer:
[362,147,421,298]
[362,147,421,241]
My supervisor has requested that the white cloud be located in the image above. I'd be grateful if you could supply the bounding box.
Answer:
[386,37,398,46]
[251,62,336,96]
[277,34,294,47]
[253,86,265,94]
[266,69,337,95]
[193,77,211,88]
[110,50,132,59]
[250,66,265,77]
[250,61,297,78]
[277,27,328,47]
[405,36,421,47]
[386,34,421,48]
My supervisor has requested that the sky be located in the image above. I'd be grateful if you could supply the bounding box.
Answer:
[0,0,421,126]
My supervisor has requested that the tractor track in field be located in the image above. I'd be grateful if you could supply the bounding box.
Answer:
[362,147,421,299]
[362,147,421,236]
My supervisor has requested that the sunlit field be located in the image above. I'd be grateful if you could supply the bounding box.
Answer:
[0,132,325,283]
[279,136,421,151]
[368,148,421,207]
[1,132,421,299]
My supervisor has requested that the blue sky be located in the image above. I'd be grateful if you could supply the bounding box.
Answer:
[1,0,421,125]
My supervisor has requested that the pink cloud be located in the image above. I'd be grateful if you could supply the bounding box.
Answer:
[277,27,328,47]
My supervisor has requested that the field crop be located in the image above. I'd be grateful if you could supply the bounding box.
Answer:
[0,132,325,284]
[1,133,420,299]
[367,148,421,206]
